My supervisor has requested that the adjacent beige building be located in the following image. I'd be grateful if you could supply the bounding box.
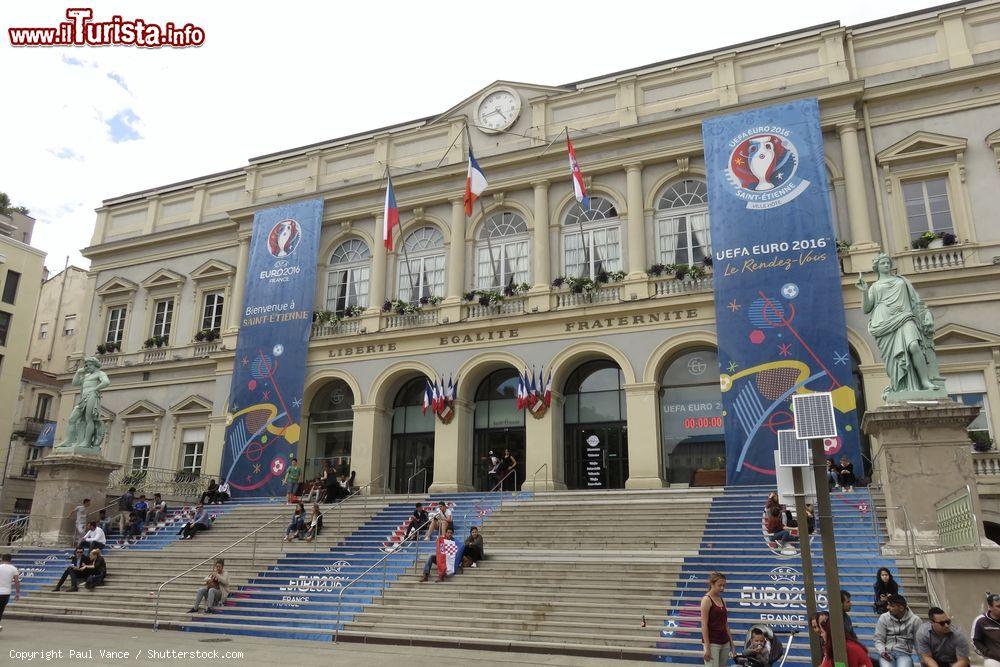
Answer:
[0,229,46,515]
[27,266,89,372]
[62,1,1000,540]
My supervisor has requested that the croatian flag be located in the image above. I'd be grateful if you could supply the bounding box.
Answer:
[464,148,489,216]
[383,175,400,250]
[567,134,590,209]
[436,536,458,576]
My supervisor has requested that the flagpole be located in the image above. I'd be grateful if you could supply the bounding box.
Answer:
[465,124,501,291]
[567,127,592,280]
[387,169,419,303]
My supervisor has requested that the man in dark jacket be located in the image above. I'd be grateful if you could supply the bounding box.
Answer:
[972,594,1000,666]
[53,547,89,592]
[406,503,429,539]
[70,549,106,590]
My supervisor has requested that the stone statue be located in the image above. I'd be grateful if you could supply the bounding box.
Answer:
[856,252,946,401]
[55,356,111,452]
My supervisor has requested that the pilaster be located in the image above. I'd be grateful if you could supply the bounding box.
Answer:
[429,399,475,493]
[623,382,665,489]
[524,393,567,491]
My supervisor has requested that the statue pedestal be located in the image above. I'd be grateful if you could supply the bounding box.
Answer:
[28,453,121,547]
[862,400,982,548]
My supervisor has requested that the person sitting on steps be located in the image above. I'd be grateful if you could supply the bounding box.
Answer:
[70,548,106,591]
[146,494,167,524]
[199,479,219,505]
[460,526,484,569]
[189,559,229,614]
[424,501,452,542]
[419,526,458,582]
[303,504,323,542]
[406,503,430,540]
[838,455,856,492]
[79,521,107,551]
[283,502,306,541]
[53,547,89,592]
[178,504,212,540]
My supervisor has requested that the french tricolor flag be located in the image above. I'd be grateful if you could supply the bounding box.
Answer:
[567,134,590,209]
[464,148,489,216]
[383,175,400,251]
[422,381,432,415]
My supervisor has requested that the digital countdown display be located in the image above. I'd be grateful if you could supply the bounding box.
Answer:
[662,385,726,440]
[683,416,724,430]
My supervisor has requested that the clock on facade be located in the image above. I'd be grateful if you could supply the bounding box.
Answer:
[476,88,521,133]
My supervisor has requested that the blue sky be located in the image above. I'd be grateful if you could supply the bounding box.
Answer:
[2,0,941,271]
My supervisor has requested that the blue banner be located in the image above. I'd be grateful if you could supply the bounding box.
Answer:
[702,98,861,486]
[221,199,324,497]
[35,420,57,447]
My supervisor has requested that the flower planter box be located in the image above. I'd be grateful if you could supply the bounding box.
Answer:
[690,469,727,487]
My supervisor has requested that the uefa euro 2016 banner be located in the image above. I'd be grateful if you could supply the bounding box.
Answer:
[701,98,861,486]
[221,198,324,497]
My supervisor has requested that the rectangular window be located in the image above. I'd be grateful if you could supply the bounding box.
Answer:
[38,321,49,340]
[63,314,76,336]
[152,299,173,338]
[476,240,530,289]
[2,270,20,305]
[181,427,206,474]
[326,267,371,314]
[35,394,52,420]
[0,311,11,347]
[129,431,152,470]
[657,212,711,266]
[106,306,127,343]
[903,177,953,241]
[397,255,445,303]
[563,226,622,280]
[22,446,43,477]
[201,292,224,331]
[946,372,993,445]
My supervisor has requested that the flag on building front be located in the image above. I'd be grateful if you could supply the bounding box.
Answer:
[383,175,400,250]
[567,133,590,209]
[464,148,489,216]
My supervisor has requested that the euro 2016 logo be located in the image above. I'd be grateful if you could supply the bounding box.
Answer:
[267,219,301,258]
[726,130,810,210]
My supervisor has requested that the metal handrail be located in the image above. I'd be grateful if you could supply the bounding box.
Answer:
[354,474,385,514]
[333,518,431,644]
[530,463,548,492]
[407,468,428,498]
[882,503,941,608]
[152,509,289,630]
[0,515,30,545]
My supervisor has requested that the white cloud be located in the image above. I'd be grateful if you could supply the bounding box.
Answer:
[2,0,938,271]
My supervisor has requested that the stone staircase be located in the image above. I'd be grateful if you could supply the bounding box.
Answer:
[4,486,927,663]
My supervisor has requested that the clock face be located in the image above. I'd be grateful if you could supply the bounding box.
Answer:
[477,90,520,133]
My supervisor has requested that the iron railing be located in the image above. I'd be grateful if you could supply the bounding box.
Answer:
[406,467,428,498]
[529,463,548,491]
[333,518,431,644]
[0,515,29,545]
[108,465,215,498]
[935,484,981,549]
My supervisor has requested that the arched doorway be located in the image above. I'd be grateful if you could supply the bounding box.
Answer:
[306,379,355,482]
[473,369,525,491]
[563,360,628,489]
[389,377,434,494]
[659,349,725,485]
[850,348,872,479]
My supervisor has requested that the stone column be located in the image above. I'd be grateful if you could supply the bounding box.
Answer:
[29,454,121,546]
[528,180,552,313]
[226,235,250,332]
[351,404,389,493]
[441,199,467,324]
[625,163,646,276]
[623,382,665,489]
[364,218,388,332]
[837,122,878,272]
[862,401,983,547]
[523,393,567,491]
[429,399,474,493]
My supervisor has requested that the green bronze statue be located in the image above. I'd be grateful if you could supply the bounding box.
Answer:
[55,356,111,452]
[856,252,946,401]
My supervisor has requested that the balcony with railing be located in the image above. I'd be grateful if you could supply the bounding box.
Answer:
[107,465,215,498]
[384,308,439,330]
[69,340,226,372]
[651,275,714,296]
[20,417,49,438]
[311,318,362,339]
[466,296,526,320]
[905,244,967,273]
[554,285,621,309]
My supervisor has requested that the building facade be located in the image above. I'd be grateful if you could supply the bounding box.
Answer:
[0,232,46,511]
[65,3,1000,502]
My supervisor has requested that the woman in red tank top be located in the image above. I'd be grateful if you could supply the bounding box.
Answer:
[700,571,734,666]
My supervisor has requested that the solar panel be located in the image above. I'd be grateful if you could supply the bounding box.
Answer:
[792,392,837,439]
[777,429,811,467]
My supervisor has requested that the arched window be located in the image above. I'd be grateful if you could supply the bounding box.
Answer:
[326,239,371,314]
[476,211,530,289]
[562,196,621,279]
[659,348,724,485]
[655,179,711,266]
[397,226,445,303]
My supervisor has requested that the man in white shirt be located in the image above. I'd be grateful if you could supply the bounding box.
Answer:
[79,521,107,551]
[67,498,91,543]
[0,552,21,631]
